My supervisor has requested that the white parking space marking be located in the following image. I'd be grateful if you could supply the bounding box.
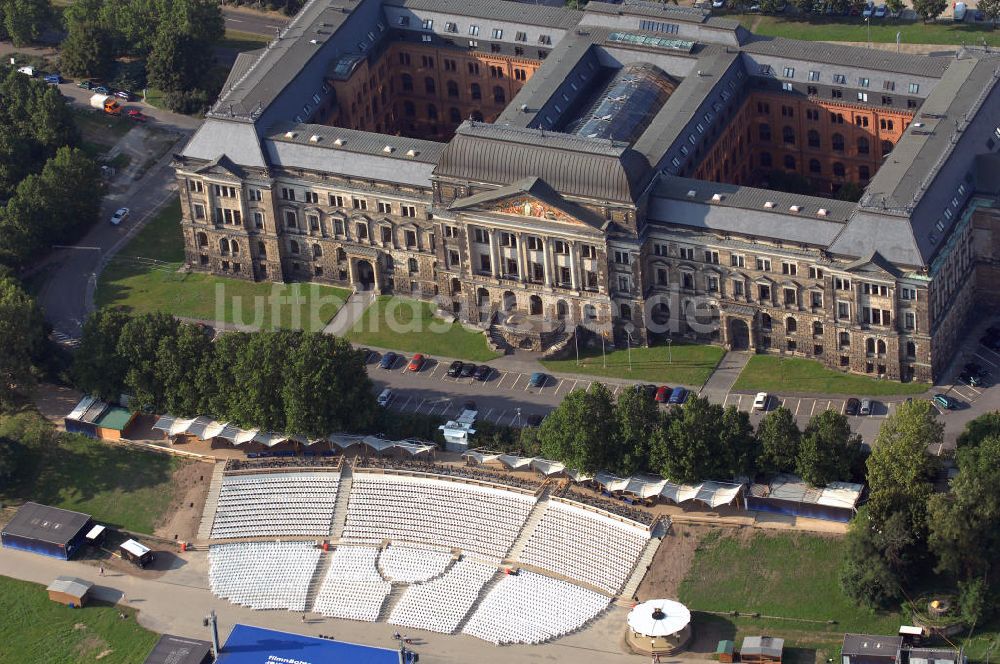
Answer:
[553,379,565,395]
[398,395,412,411]
[840,400,847,415]
[974,352,998,369]
[793,398,802,416]
[809,400,817,416]
[509,374,522,390]
[428,364,442,378]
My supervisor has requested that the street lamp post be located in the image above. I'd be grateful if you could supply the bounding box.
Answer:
[866,16,871,47]
[667,336,673,364]
[626,331,633,372]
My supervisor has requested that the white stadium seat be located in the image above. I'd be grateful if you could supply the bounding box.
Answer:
[313,546,391,622]
[211,472,339,539]
[388,559,497,634]
[208,541,320,611]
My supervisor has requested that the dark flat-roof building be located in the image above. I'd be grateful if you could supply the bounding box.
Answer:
[143,635,213,664]
[175,0,1000,383]
[842,634,904,664]
[1,502,93,560]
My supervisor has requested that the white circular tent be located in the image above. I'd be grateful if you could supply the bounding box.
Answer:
[625,599,693,655]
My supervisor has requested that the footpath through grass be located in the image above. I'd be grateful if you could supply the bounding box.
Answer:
[0,576,158,664]
[96,200,350,332]
[736,13,1000,45]
[0,412,180,533]
[733,355,929,396]
[347,295,500,362]
[541,340,724,387]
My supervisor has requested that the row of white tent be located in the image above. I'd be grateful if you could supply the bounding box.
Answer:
[151,415,435,456]
[460,450,744,509]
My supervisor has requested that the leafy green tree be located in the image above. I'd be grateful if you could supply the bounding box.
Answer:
[913,0,947,20]
[0,128,34,200]
[97,0,160,56]
[865,399,939,556]
[156,323,214,417]
[956,411,1000,448]
[928,436,1000,582]
[655,395,729,483]
[980,0,1000,24]
[224,330,295,431]
[162,0,223,47]
[957,577,993,628]
[196,331,247,417]
[885,0,904,15]
[721,405,758,478]
[796,410,858,486]
[147,24,209,93]
[117,312,179,412]
[0,276,45,411]
[0,0,51,45]
[59,21,114,80]
[840,506,904,609]
[539,383,617,473]
[615,387,659,476]
[72,308,131,401]
[283,334,376,437]
[757,406,800,475]
[38,147,102,239]
[758,0,784,12]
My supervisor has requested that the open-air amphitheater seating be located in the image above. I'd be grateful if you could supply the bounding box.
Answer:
[341,474,535,561]
[517,500,650,594]
[463,570,610,645]
[313,545,391,622]
[205,466,656,643]
[211,472,339,539]
[208,541,320,611]
[378,544,454,583]
[388,559,497,634]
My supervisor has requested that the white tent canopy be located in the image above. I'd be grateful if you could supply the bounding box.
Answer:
[498,454,533,470]
[627,599,691,637]
[461,450,501,464]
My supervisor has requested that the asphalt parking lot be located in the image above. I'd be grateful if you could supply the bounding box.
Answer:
[724,392,898,443]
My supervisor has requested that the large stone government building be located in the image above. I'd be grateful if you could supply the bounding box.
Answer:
[174,0,1000,383]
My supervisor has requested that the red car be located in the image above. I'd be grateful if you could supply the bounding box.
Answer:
[406,353,425,372]
[126,109,147,122]
[654,386,671,403]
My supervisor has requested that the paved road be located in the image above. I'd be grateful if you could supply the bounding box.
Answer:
[222,6,289,37]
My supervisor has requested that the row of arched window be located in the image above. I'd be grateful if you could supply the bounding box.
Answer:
[758,153,870,181]
[400,103,484,123]
[400,75,507,104]
[759,124,893,156]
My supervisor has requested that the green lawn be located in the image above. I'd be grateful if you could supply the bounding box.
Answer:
[0,412,180,534]
[95,200,350,332]
[72,108,133,147]
[733,355,929,396]
[0,576,158,664]
[680,530,1000,663]
[541,341,724,387]
[734,13,1000,45]
[347,296,500,361]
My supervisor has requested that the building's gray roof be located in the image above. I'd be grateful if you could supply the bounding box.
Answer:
[830,54,1000,266]
[264,122,443,187]
[46,576,93,598]
[742,636,784,658]
[842,634,903,658]
[648,175,853,247]
[585,0,714,24]
[436,121,650,203]
[741,37,950,77]
[181,119,268,168]
[2,502,91,546]
[384,0,583,29]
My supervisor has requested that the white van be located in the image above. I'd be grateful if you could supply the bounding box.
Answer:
[954,2,967,21]
[377,388,393,407]
[17,66,34,76]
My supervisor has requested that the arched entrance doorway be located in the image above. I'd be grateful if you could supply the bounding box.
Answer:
[529,295,543,316]
[556,300,569,320]
[355,259,375,289]
[729,318,750,350]
[502,290,517,312]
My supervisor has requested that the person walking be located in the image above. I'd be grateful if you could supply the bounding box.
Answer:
[98,565,104,577]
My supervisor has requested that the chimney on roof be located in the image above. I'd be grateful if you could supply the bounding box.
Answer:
[309,135,321,142]
[406,149,419,157]
[383,145,394,153]
[333,138,344,146]
[686,190,697,198]
[789,204,801,212]
[817,208,828,216]
[711,193,723,202]
[764,201,775,208]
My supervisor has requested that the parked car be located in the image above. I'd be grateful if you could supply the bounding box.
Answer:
[964,361,990,378]
[845,397,861,416]
[959,371,984,387]
[406,353,425,372]
[43,73,63,84]
[748,3,761,11]
[460,363,477,379]
[76,80,96,90]
[115,89,134,101]
[359,347,373,363]
[376,388,393,406]
[974,9,985,20]
[874,4,886,17]
[529,372,547,388]
[126,109,147,122]
[859,399,873,416]
[888,6,901,16]
[525,413,545,427]
[446,360,464,377]
[668,387,688,405]
[379,351,398,369]
[753,392,769,410]
[933,393,959,410]
[110,207,129,225]
[654,386,671,403]
[712,0,725,7]
[473,365,492,381]
[94,85,110,95]
[862,3,874,17]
